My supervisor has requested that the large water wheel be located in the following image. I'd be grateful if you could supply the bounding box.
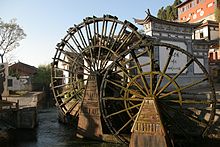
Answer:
[51,15,217,146]
[99,39,216,145]
[51,15,143,123]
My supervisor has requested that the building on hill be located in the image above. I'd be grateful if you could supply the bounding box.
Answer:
[177,0,217,22]
[176,0,220,79]
[8,61,37,91]
[176,0,219,58]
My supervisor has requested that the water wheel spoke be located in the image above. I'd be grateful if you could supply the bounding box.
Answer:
[99,51,112,70]
[96,19,107,70]
[106,19,118,45]
[115,32,135,53]
[53,77,86,89]
[60,89,83,107]
[66,99,80,114]
[159,104,193,141]
[69,33,83,52]
[57,85,85,99]
[103,96,143,101]
[53,57,70,66]
[75,25,88,48]
[64,40,77,53]
[161,99,213,105]
[100,22,118,68]
[130,50,150,95]
[109,22,127,50]
[91,20,99,69]
[154,48,174,94]
[53,83,71,89]
[82,20,96,69]
[115,113,138,135]
[52,76,72,79]
[84,19,94,46]
[52,66,79,74]
[156,59,194,97]
[115,61,148,97]
[105,79,143,96]
[159,78,208,99]
[149,46,154,94]
[124,47,149,65]
[159,101,208,128]
[59,50,92,73]
[105,103,141,119]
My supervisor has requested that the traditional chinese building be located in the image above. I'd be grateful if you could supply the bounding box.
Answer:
[135,12,209,84]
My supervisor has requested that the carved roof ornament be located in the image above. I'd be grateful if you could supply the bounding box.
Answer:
[134,9,203,28]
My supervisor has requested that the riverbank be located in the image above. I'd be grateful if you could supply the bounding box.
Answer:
[0,91,45,143]
[0,107,125,147]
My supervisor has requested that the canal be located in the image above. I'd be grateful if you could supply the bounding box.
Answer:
[1,107,124,147]
[1,107,220,147]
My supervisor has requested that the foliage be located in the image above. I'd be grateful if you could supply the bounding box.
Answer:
[32,64,51,90]
[157,0,182,21]
[0,18,26,63]
[215,7,220,22]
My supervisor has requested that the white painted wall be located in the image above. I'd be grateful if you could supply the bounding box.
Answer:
[160,40,187,74]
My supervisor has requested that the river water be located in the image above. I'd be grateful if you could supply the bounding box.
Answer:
[1,107,220,147]
[1,108,124,147]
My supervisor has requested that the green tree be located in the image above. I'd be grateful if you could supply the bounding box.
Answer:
[215,0,220,22]
[0,18,26,63]
[158,7,167,20]
[166,6,174,21]
[32,64,51,91]
[157,0,182,21]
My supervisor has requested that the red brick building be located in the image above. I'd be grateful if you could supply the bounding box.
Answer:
[177,0,216,22]
[177,0,219,64]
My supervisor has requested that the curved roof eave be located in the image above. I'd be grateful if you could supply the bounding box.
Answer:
[134,11,202,28]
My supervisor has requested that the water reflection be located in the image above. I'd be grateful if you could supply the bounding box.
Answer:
[2,108,124,147]
[2,108,220,147]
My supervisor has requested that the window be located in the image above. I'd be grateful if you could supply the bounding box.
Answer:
[215,52,218,60]
[200,32,204,38]
[209,52,214,61]
[8,79,13,87]
[207,2,213,8]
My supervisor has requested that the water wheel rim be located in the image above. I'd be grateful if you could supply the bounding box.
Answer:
[51,15,143,117]
[100,39,216,143]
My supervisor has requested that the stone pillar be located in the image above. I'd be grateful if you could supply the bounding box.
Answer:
[77,74,103,140]
[129,99,169,147]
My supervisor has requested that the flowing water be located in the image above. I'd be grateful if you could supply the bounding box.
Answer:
[1,108,124,147]
[1,107,220,147]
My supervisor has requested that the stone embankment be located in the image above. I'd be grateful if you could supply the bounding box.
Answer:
[0,91,45,142]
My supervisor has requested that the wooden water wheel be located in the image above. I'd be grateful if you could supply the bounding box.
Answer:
[99,39,216,144]
[51,15,143,122]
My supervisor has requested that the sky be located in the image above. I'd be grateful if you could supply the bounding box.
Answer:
[0,0,175,67]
